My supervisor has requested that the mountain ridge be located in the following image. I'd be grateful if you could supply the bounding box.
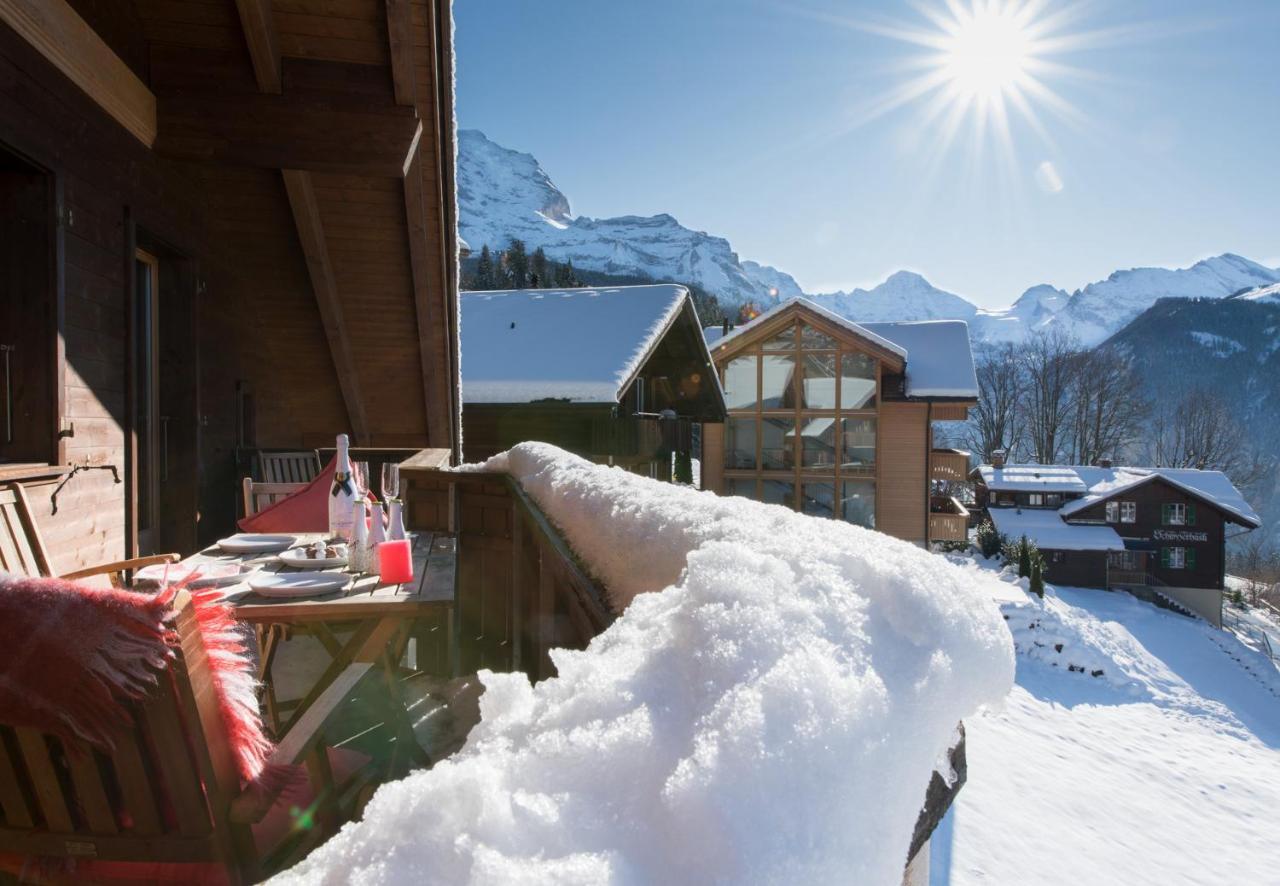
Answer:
[457,129,1280,345]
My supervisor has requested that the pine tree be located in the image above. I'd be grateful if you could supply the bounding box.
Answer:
[1030,558,1045,598]
[474,244,495,290]
[674,452,694,485]
[1018,535,1032,578]
[531,247,549,288]
[553,259,574,288]
[507,238,529,288]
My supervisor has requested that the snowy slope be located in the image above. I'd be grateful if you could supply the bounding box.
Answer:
[457,130,801,307]
[933,559,1280,886]
[1232,281,1280,304]
[809,271,980,324]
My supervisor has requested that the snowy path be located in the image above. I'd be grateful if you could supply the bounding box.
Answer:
[932,572,1280,885]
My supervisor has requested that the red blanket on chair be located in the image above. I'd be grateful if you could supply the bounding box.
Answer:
[0,574,176,749]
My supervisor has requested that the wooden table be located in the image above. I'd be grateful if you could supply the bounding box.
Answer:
[179,531,456,772]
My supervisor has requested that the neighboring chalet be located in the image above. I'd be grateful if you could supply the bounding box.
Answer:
[459,284,726,475]
[0,0,460,571]
[702,298,978,546]
[973,456,1261,625]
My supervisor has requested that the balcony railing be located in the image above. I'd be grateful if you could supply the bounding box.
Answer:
[929,495,970,543]
[930,448,970,484]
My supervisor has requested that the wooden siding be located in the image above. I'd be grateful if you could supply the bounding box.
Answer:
[878,402,928,543]
[700,423,724,493]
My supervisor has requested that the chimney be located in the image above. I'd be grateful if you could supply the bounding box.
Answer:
[722,319,730,337]
[1097,457,1113,469]
[992,449,1007,469]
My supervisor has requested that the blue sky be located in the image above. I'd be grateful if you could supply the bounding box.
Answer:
[454,0,1280,308]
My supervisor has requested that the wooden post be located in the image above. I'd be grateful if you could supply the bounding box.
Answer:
[511,500,524,673]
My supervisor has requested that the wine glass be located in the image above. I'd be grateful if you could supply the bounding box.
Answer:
[381,462,400,502]
[352,461,370,499]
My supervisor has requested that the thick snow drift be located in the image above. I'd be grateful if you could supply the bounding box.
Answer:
[276,444,1014,885]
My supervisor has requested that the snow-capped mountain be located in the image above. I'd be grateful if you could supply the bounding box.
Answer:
[1042,254,1280,346]
[457,130,801,306]
[809,271,979,324]
[1232,281,1280,304]
[457,129,1280,346]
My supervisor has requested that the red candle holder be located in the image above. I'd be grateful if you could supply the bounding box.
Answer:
[378,538,414,585]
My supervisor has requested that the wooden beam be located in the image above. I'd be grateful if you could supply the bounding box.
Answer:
[385,0,416,107]
[156,91,420,177]
[233,0,281,94]
[281,169,370,443]
[0,0,156,145]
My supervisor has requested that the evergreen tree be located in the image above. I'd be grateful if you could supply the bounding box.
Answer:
[531,247,550,288]
[474,244,496,290]
[1018,535,1032,578]
[553,259,574,288]
[1030,558,1045,598]
[673,452,694,485]
[507,238,529,288]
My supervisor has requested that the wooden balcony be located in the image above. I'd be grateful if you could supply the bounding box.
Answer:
[929,495,970,543]
[930,448,971,484]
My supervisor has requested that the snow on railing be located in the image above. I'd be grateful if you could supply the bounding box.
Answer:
[277,444,1015,885]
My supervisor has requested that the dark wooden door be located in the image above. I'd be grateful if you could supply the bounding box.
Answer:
[0,151,53,465]
[133,246,199,556]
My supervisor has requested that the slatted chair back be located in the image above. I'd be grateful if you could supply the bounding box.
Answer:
[0,484,52,577]
[255,450,321,485]
[0,591,246,879]
[243,478,308,517]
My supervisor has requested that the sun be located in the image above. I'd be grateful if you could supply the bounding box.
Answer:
[939,5,1034,101]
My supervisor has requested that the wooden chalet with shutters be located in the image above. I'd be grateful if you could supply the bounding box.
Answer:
[701,297,979,546]
[972,458,1262,624]
[0,0,460,571]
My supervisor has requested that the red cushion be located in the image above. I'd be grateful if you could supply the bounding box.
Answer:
[238,457,335,533]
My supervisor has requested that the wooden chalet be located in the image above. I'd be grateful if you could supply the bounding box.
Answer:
[0,0,460,571]
[702,298,978,546]
[972,456,1262,625]
[459,284,726,476]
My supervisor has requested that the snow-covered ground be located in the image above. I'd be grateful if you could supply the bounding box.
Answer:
[933,558,1280,885]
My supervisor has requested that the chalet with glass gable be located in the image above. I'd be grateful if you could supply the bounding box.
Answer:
[459,285,726,477]
[972,458,1261,623]
[701,298,979,545]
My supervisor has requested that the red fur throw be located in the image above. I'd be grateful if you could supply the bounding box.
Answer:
[0,574,176,749]
[0,573,289,793]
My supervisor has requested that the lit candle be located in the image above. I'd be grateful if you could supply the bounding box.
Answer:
[378,538,413,585]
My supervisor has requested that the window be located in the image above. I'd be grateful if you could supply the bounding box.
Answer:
[1051,551,1064,563]
[763,327,796,351]
[761,355,795,408]
[761,417,795,470]
[761,480,795,507]
[800,353,837,409]
[840,417,876,473]
[800,417,837,470]
[1164,502,1186,526]
[1120,501,1136,523]
[724,417,757,470]
[840,352,876,410]
[1028,493,1044,507]
[800,323,838,350]
[801,482,835,518]
[1109,550,1139,570]
[1162,547,1193,570]
[723,356,758,410]
[841,480,875,528]
[725,478,755,498]
[1046,493,1061,507]
[1106,501,1118,523]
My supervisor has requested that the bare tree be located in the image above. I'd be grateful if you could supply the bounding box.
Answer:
[964,342,1024,462]
[1146,391,1268,487]
[1020,328,1078,464]
[1065,349,1149,465]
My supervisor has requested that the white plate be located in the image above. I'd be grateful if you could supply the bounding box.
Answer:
[277,546,348,570]
[247,571,351,598]
[216,534,298,554]
[135,561,245,588]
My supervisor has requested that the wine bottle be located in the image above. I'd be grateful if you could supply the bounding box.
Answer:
[328,433,356,541]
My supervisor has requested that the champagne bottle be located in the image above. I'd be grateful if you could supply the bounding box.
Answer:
[328,433,356,541]
[350,499,369,573]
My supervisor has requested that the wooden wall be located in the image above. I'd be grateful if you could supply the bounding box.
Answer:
[877,402,928,544]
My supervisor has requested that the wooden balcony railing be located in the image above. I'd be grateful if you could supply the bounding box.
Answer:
[399,454,613,681]
[929,495,970,543]
[930,448,970,484]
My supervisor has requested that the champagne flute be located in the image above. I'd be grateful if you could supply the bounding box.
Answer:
[381,462,400,502]
[352,461,370,499]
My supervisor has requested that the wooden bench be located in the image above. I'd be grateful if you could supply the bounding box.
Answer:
[255,450,321,485]
[0,590,376,883]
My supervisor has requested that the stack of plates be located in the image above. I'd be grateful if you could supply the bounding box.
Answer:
[246,571,352,598]
[215,534,297,554]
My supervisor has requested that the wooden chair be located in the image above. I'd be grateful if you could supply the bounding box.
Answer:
[0,590,376,884]
[242,479,308,517]
[0,483,179,587]
[255,451,321,485]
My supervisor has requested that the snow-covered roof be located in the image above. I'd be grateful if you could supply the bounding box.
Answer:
[979,463,1261,528]
[988,507,1126,552]
[1060,467,1262,528]
[863,320,979,398]
[706,299,978,399]
[460,285,689,404]
[976,465,1091,493]
[711,297,908,359]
